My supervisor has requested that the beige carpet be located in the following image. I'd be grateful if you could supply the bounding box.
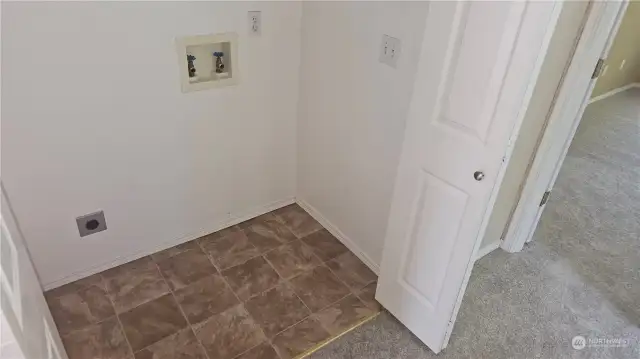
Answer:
[309,88,640,359]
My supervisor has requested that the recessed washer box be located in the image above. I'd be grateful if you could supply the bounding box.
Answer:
[176,32,239,92]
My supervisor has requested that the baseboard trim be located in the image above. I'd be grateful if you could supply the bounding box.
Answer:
[43,197,296,290]
[588,82,639,104]
[475,240,501,261]
[296,199,380,275]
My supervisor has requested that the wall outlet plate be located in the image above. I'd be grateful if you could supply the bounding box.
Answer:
[248,11,262,35]
[379,34,401,68]
[176,32,239,93]
[76,210,107,237]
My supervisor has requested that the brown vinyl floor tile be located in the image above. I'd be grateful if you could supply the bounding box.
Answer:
[222,256,281,301]
[133,328,207,359]
[46,284,115,335]
[61,317,131,359]
[264,240,322,279]
[273,204,323,238]
[150,241,201,263]
[326,251,377,291]
[313,294,375,335]
[174,274,239,325]
[46,273,106,298]
[47,205,380,359]
[289,266,351,312]
[101,256,170,313]
[244,283,310,338]
[356,281,382,311]
[156,247,217,291]
[243,213,297,252]
[119,294,188,352]
[301,229,349,262]
[198,227,262,270]
[271,317,330,359]
[194,304,266,359]
[235,342,281,359]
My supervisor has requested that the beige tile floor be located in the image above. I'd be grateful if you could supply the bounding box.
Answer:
[46,204,381,359]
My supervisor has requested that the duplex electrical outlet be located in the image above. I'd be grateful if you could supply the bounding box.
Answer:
[249,11,262,35]
[379,35,401,68]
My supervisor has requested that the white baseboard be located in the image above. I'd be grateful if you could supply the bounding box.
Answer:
[296,199,380,275]
[43,197,296,290]
[588,82,639,104]
[475,240,501,261]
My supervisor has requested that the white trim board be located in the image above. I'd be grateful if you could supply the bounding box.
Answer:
[296,199,380,275]
[588,82,640,104]
[43,197,295,290]
[475,240,501,261]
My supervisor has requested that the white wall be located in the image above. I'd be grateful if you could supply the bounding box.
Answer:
[297,2,428,267]
[1,1,301,287]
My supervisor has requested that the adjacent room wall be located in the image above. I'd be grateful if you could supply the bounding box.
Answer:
[296,2,428,268]
[1,1,302,287]
[592,0,640,97]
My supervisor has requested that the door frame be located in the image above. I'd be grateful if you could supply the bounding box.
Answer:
[500,0,628,253]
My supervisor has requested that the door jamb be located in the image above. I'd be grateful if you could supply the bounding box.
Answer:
[500,0,628,253]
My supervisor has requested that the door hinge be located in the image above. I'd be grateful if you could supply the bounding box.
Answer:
[539,190,551,206]
[592,58,605,79]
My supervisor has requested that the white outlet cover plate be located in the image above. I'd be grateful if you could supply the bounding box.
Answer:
[379,34,401,68]
[387,36,401,68]
[379,34,392,64]
[248,11,261,35]
[176,32,239,93]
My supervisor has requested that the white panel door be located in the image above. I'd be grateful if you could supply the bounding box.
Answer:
[376,1,561,353]
[1,184,68,359]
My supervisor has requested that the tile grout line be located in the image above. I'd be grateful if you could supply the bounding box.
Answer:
[197,232,267,305]
[99,272,137,359]
[151,258,213,359]
[54,207,368,359]
[270,227,372,313]
[192,239,244,359]
[142,207,360,359]
[225,250,285,358]
[228,324,277,359]
[196,238,244,305]
[321,262,380,317]
[293,311,382,359]
[197,238,281,359]
[202,224,271,274]
[271,208,324,241]
[259,254,335,345]
[201,222,298,359]
[303,230,378,305]
[267,255,358,339]
[288,242,378,333]
[259,237,308,263]
[50,279,121,339]
[104,257,173,315]
[217,224,314,357]
[321,258,372,298]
